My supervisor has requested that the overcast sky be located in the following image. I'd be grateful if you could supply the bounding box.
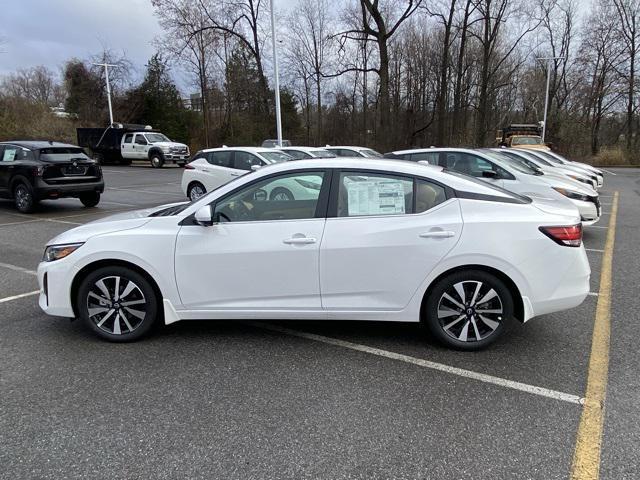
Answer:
[0,0,298,93]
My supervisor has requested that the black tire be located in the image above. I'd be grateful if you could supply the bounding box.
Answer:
[269,187,294,201]
[187,182,206,201]
[150,152,165,168]
[423,270,513,351]
[13,182,37,213]
[80,191,101,208]
[178,162,186,168]
[77,266,159,342]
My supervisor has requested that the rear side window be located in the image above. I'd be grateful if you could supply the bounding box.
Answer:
[234,151,262,170]
[207,151,232,167]
[124,134,134,144]
[415,179,447,213]
[337,172,413,217]
[410,152,439,165]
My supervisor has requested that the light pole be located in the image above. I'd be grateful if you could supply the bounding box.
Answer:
[93,62,118,125]
[269,0,283,147]
[537,56,564,143]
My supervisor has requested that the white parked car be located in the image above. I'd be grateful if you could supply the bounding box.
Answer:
[516,149,604,188]
[387,148,601,225]
[324,146,384,158]
[491,148,598,190]
[277,147,336,159]
[182,147,293,200]
[38,158,590,350]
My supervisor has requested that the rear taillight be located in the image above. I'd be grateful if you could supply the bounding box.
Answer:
[539,224,582,247]
[184,163,195,170]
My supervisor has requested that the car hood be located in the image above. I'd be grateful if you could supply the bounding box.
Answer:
[44,203,186,246]
[151,141,188,149]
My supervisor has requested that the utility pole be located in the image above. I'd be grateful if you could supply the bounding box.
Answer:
[537,56,565,143]
[269,0,283,147]
[93,62,118,125]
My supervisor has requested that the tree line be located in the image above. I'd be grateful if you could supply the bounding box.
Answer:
[1,0,639,164]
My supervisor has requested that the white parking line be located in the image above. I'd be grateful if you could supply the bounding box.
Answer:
[106,187,184,197]
[585,248,605,253]
[0,219,40,227]
[250,322,584,405]
[0,262,37,276]
[0,290,39,304]
[588,292,600,297]
[100,200,138,207]
[600,169,617,175]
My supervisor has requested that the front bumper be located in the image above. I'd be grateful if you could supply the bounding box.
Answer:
[34,178,105,201]
[38,260,76,318]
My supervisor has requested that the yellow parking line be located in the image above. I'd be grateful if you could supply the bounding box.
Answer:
[570,191,619,480]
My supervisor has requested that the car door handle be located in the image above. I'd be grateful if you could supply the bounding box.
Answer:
[419,230,455,238]
[283,237,317,245]
[230,172,242,177]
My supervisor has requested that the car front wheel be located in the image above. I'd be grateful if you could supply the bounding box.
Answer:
[77,266,159,342]
[424,270,513,350]
[150,154,164,168]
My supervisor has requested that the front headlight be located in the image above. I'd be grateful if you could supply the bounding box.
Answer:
[552,187,590,202]
[161,146,171,152]
[43,243,84,262]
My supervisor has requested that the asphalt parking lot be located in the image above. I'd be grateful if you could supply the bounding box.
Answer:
[0,165,638,479]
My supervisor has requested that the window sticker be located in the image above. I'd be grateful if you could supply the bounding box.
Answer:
[347,180,406,215]
[3,149,16,161]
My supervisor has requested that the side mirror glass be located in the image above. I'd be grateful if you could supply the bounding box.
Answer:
[195,205,214,226]
[482,170,498,179]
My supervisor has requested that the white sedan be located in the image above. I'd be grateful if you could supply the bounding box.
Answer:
[181,146,293,201]
[38,158,590,350]
[387,148,601,225]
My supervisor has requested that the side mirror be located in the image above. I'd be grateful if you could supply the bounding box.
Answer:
[195,205,214,226]
[251,164,261,171]
[482,170,498,179]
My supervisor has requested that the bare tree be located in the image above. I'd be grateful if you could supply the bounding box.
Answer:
[0,66,62,106]
[338,1,423,147]
[612,0,640,150]
[286,0,335,143]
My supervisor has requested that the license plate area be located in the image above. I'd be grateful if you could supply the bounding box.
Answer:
[64,165,87,176]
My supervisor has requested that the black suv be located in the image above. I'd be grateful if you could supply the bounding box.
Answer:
[0,141,104,213]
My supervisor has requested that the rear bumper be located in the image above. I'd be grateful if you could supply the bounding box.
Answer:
[34,178,104,200]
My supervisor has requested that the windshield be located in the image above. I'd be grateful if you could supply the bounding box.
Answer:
[482,150,541,175]
[260,151,293,163]
[145,133,171,143]
[360,149,383,158]
[535,150,567,165]
[511,136,542,145]
[39,147,91,162]
[444,169,532,203]
[514,150,553,167]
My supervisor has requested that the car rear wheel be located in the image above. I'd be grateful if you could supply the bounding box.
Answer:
[424,270,513,350]
[269,187,294,201]
[80,192,100,207]
[188,182,206,201]
[14,183,37,213]
[77,266,159,342]
[150,154,164,168]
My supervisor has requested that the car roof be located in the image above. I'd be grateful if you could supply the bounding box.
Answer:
[246,157,518,198]
[279,146,328,151]
[0,141,80,150]
[324,146,372,151]
[391,147,475,155]
[200,146,279,155]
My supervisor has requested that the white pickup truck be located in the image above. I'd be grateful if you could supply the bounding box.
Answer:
[77,124,191,168]
[121,131,190,168]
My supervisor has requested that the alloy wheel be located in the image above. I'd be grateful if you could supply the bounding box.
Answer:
[86,275,147,335]
[437,280,503,343]
[15,185,32,211]
[189,184,205,200]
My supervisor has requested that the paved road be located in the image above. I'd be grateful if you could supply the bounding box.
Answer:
[0,165,637,479]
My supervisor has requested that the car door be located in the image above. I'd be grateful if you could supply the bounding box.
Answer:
[320,171,462,312]
[196,150,238,190]
[0,145,9,195]
[121,133,134,158]
[133,134,149,159]
[174,170,330,310]
[0,145,21,195]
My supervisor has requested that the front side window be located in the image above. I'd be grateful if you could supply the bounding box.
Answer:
[337,172,413,217]
[259,150,292,163]
[135,135,147,145]
[445,152,510,179]
[213,171,326,222]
